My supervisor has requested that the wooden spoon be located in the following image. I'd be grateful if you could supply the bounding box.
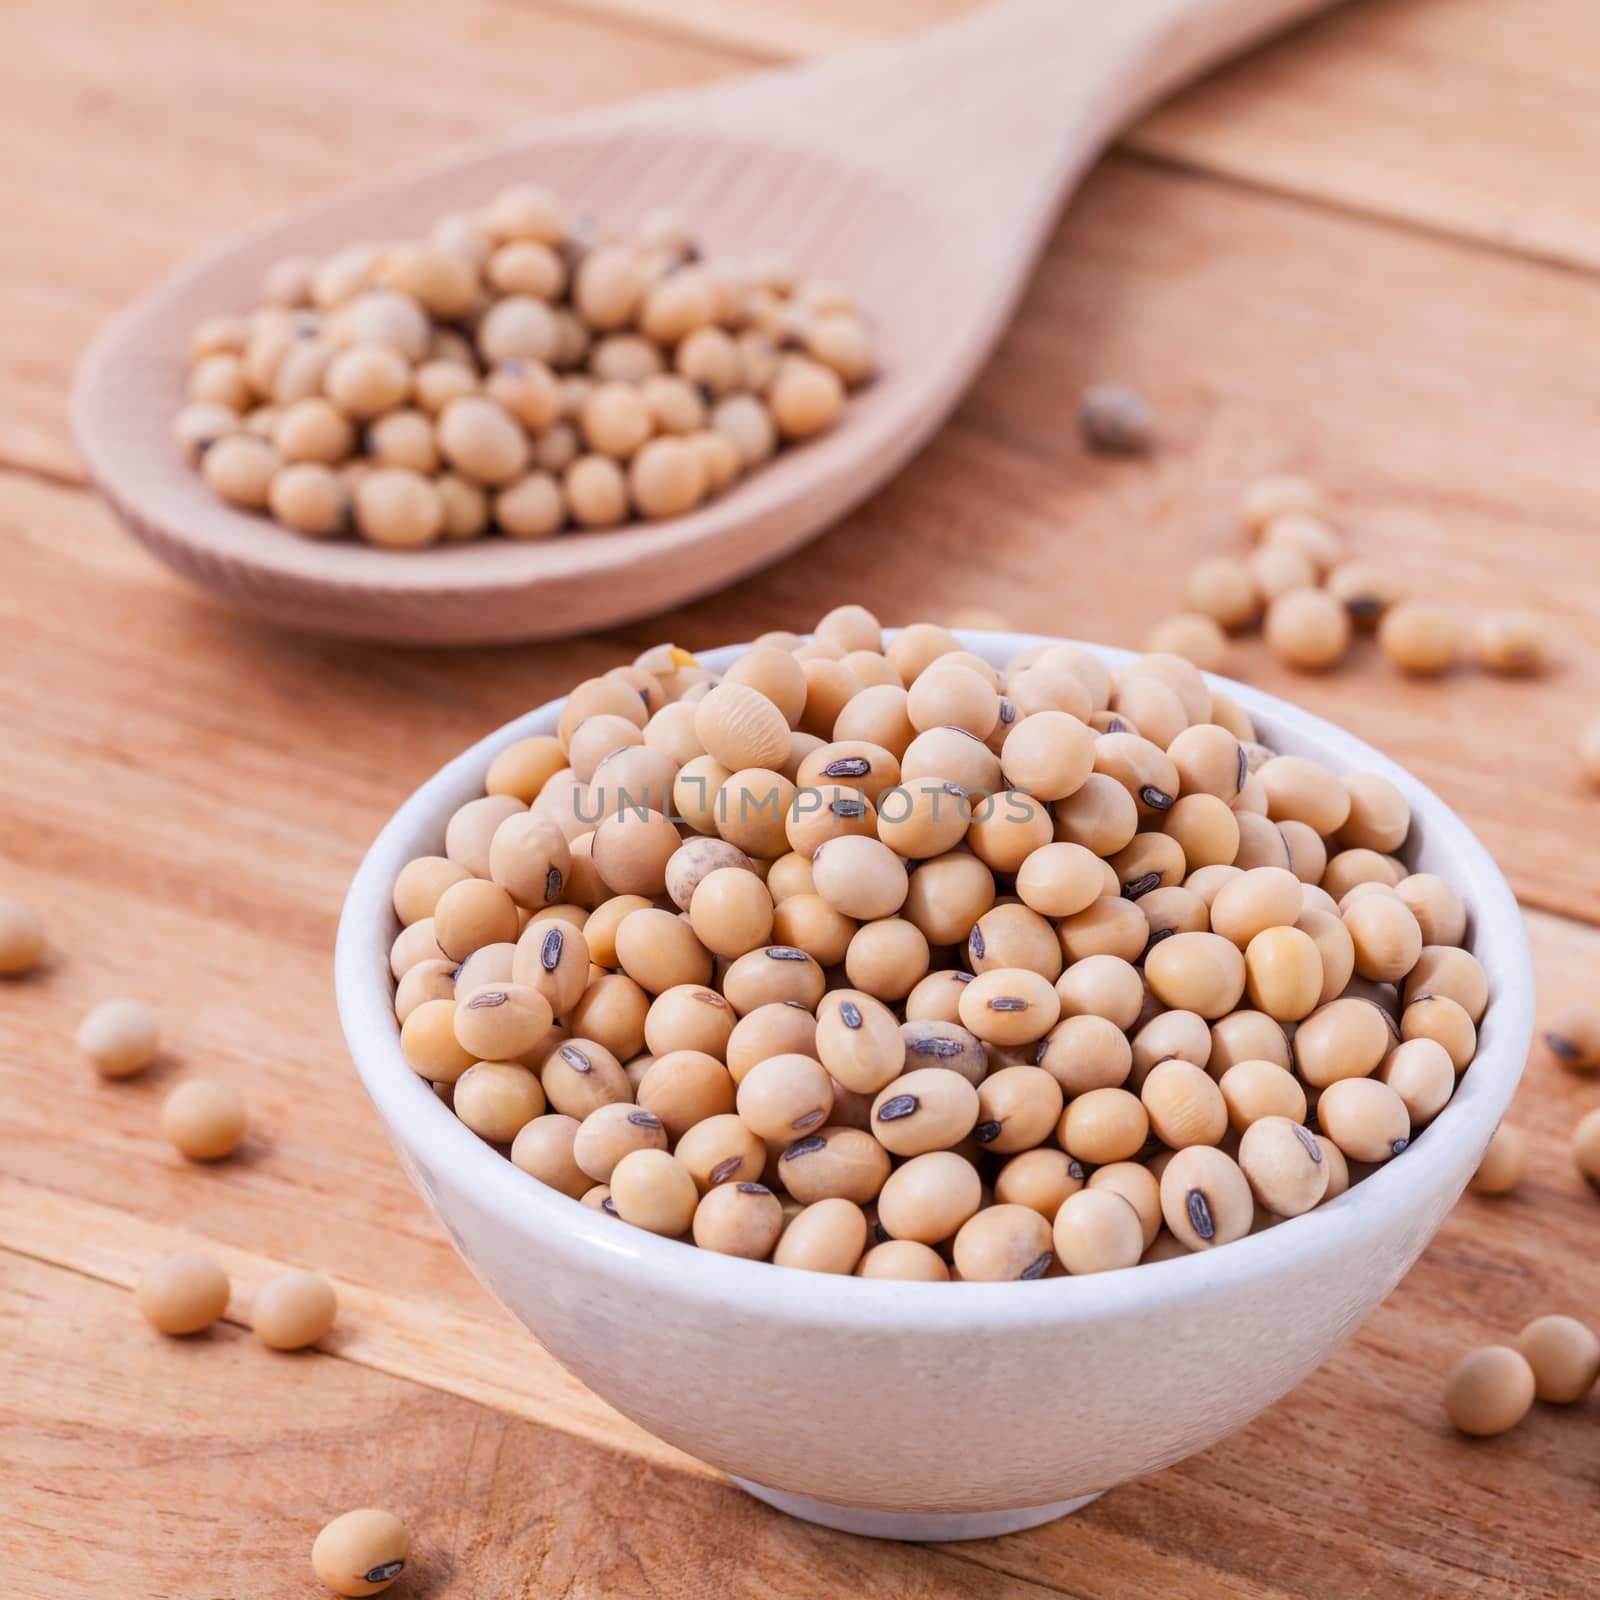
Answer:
[73,0,1334,646]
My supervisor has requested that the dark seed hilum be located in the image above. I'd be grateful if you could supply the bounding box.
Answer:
[736,1182,770,1195]
[1290,1123,1323,1162]
[973,1120,1002,1144]
[1021,1251,1053,1280]
[364,1563,406,1584]
[628,1110,662,1128]
[791,1108,826,1131]
[823,758,871,779]
[1123,871,1162,901]
[1186,1189,1216,1241]
[839,1001,862,1029]
[1235,745,1249,794]
[1546,1032,1582,1061]
[766,946,808,962]
[545,866,563,901]
[988,996,1027,1011]
[1140,786,1175,812]
[601,1197,618,1216]
[466,990,508,1009]
[709,1156,745,1186]
[909,1036,963,1059]
[876,1094,919,1123]
[558,1044,591,1073]
[831,798,867,818]
[969,926,986,960]
[1391,1137,1409,1155]
[784,1135,828,1160]
[540,928,564,970]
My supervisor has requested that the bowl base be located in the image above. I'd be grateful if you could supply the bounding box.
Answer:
[729,1477,1104,1541]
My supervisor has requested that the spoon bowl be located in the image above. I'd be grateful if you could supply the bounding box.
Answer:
[73,0,1333,644]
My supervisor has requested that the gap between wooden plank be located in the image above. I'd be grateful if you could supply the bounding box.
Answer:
[525,0,1600,283]
[0,1172,716,1483]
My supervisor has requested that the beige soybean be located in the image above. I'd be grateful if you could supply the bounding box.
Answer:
[78,997,161,1079]
[1379,1037,1455,1124]
[875,1150,981,1244]
[1160,1146,1254,1251]
[1401,994,1476,1072]
[510,1113,591,1198]
[958,968,1060,1046]
[454,1062,546,1143]
[692,1180,784,1259]
[1053,955,1144,1031]
[161,1079,248,1162]
[608,1148,698,1236]
[773,1196,869,1273]
[736,1052,835,1142]
[1317,1076,1410,1162]
[1379,602,1459,676]
[1291,996,1393,1087]
[0,896,46,975]
[312,1507,411,1597]
[1059,1087,1148,1165]
[1544,1003,1600,1070]
[252,1269,338,1351]
[994,1147,1086,1220]
[1444,1346,1535,1437]
[856,1239,951,1282]
[572,1103,669,1185]
[1210,1009,1291,1073]
[1131,1009,1212,1080]
[1037,1013,1133,1095]
[1185,556,1260,632]
[973,1065,1064,1154]
[1140,1058,1227,1149]
[1219,1059,1306,1132]
[845,918,930,1000]
[1403,945,1489,1023]
[953,1204,1055,1282]
[1086,1162,1162,1250]
[1243,925,1324,1023]
[540,1038,633,1121]
[777,1122,891,1204]
[1238,1116,1328,1217]
[433,878,519,962]
[1469,1122,1527,1196]
[721,945,825,1014]
[1574,1109,1600,1186]
[453,982,554,1061]
[1265,588,1350,671]
[1144,932,1246,1019]
[1472,611,1561,675]
[1052,1188,1143,1275]
[1514,1315,1600,1404]
[137,1253,231,1336]
[900,1019,988,1087]
[1210,868,1302,949]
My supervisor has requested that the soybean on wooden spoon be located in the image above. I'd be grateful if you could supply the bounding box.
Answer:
[73,0,1332,646]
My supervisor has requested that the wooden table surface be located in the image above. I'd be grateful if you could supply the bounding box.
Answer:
[5,1,1599,1594]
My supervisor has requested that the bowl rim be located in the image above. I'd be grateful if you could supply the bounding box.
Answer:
[335,630,1534,1329]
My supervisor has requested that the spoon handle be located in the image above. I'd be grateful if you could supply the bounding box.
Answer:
[666,0,1338,252]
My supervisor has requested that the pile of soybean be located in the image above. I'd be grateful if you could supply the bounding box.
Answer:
[176,187,872,546]
[388,606,1491,1281]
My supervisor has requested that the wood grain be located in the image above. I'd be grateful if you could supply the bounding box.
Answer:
[4,0,1600,1592]
[549,0,1600,275]
[3,1253,1075,1600]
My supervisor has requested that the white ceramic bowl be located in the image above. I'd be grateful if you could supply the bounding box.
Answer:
[335,633,1533,1541]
